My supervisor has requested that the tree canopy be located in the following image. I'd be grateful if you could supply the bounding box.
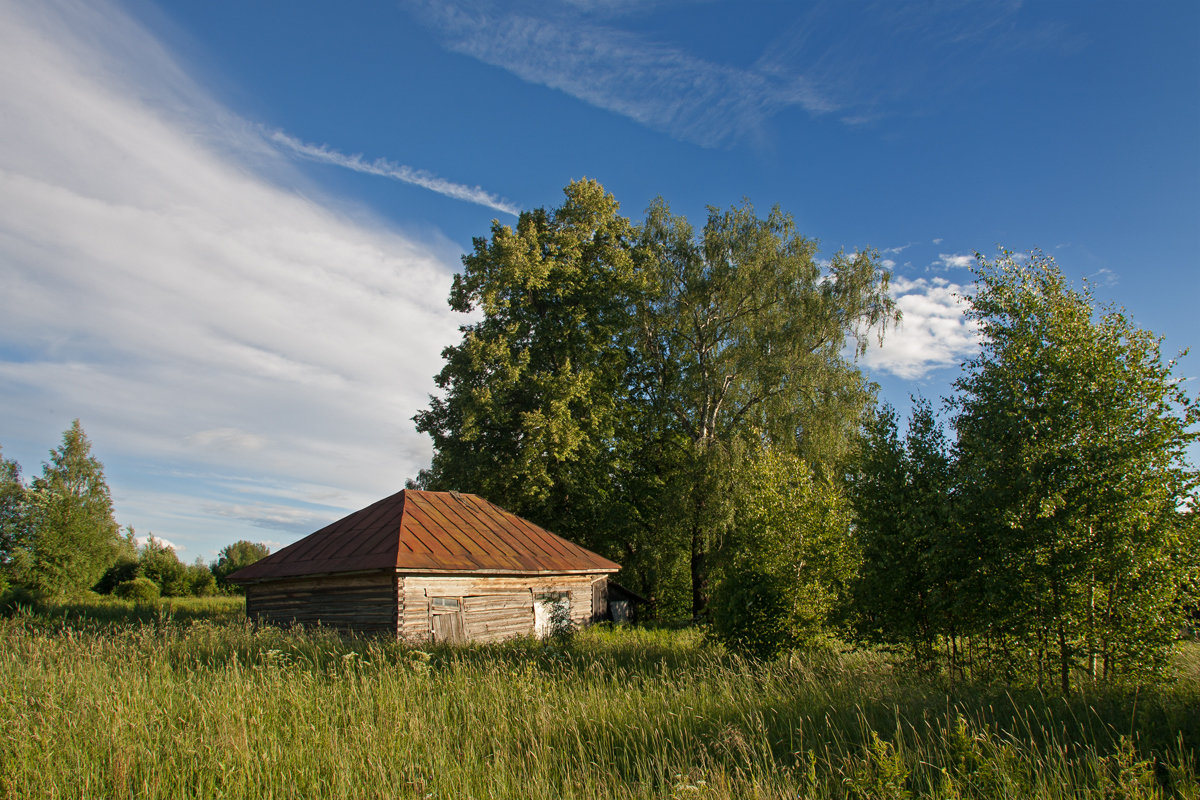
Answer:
[212,540,271,592]
[414,180,643,551]
[953,250,1199,688]
[0,446,25,571]
[635,198,895,614]
[414,181,896,618]
[849,398,956,665]
[7,421,121,599]
[710,445,858,659]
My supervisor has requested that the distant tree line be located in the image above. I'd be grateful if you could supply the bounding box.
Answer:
[0,422,270,606]
[415,180,1199,689]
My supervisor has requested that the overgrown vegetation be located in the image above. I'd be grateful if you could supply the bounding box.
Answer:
[850,252,1200,690]
[1,603,1196,799]
[413,188,1199,688]
[0,425,270,604]
[412,180,897,621]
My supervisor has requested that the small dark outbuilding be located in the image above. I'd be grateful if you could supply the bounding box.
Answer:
[227,489,620,642]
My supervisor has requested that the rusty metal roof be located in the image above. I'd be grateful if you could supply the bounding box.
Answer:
[228,489,621,583]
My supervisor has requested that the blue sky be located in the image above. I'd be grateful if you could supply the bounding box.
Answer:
[1,0,1197,560]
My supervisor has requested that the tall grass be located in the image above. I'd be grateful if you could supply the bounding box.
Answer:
[1,608,1196,799]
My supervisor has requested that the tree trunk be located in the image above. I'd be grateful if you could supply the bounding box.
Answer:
[1086,572,1096,681]
[1057,618,1070,694]
[690,530,707,620]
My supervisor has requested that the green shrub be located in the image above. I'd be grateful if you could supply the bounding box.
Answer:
[0,582,37,615]
[187,563,217,596]
[93,556,139,594]
[709,564,797,660]
[115,576,160,604]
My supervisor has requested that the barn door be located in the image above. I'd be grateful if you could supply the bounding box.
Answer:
[592,580,607,622]
[430,597,464,643]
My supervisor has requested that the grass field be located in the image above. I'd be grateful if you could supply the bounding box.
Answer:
[1,599,1197,799]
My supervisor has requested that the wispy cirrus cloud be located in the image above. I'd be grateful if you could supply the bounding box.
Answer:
[403,0,1052,148]
[403,0,834,148]
[0,0,467,557]
[269,131,520,216]
[202,501,339,535]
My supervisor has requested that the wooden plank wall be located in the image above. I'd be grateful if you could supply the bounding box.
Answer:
[246,572,396,635]
[246,571,611,642]
[400,574,608,644]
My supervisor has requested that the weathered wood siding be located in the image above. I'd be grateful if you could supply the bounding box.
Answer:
[400,574,609,644]
[246,571,611,642]
[245,572,396,635]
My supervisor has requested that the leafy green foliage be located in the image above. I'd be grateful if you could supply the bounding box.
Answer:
[544,595,577,646]
[953,250,1200,689]
[414,181,895,618]
[0,445,26,570]
[94,531,216,598]
[93,555,139,595]
[414,180,642,540]
[709,447,858,658]
[850,399,957,665]
[137,535,189,597]
[9,421,121,599]
[635,199,895,616]
[114,576,160,604]
[186,561,217,597]
[211,540,270,591]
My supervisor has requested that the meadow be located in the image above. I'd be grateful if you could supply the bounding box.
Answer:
[1,598,1197,799]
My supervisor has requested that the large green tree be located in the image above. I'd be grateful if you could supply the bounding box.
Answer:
[413,180,645,554]
[138,535,190,597]
[212,540,271,592]
[953,250,1199,689]
[849,399,958,668]
[414,182,896,618]
[15,421,121,599]
[634,199,896,615]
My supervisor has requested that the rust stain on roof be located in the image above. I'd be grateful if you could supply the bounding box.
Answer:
[228,489,621,583]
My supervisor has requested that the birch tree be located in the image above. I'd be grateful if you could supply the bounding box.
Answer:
[635,199,896,616]
[954,250,1199,689]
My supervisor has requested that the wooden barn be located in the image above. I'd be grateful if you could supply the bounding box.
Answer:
[227,489,620,643]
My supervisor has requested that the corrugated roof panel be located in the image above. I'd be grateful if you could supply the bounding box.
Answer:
[461,495,548,558]
[407,500,473,555]
[228,489,620,583]
[430,493,519,560]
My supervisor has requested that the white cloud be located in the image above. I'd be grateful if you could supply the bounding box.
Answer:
[936,253,976,270]
[860,276,980,380]
[404,0,834,148]
[135,534,180,552]
[269,131,521,216]
[0,0,466,556]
